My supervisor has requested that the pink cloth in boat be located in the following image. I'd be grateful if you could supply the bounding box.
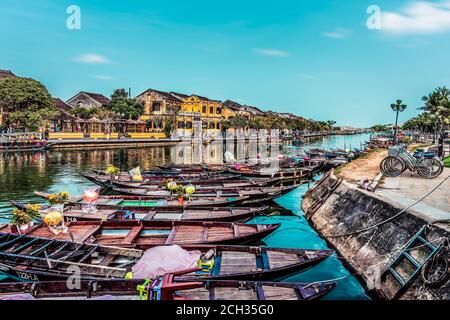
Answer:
[0,293,35,300]
[132,245,201,279]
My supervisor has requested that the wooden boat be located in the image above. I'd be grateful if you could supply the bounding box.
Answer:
[0,274,336,300]
[0,232,331,283]
[35,191,251,210]
[10,201,268,223]
[110,176,285,190]
[155,164,228,173]
[81,171,239,189]
[228,165,314,178]
[153,270,336,300]
[0,220,280,249]
[111,185,297,201]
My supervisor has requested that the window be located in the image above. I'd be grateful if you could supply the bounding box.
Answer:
[210,106,214,114]
[186,121,193,129]
[216,122,220,129]
[177,121,185,128]
[202,105,207,113]
[209,122,215,129]
[216,107,222,114]
[152,102,161,112]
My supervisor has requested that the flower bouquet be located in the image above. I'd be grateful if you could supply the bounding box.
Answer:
[106,164,120,180]
[46,191,70,205]
[41,204,67,235]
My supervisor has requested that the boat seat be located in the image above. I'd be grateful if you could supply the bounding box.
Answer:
[219,251,256,275]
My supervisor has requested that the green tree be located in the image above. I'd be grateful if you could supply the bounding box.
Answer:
[95,108,117,134]
[0,77,57,130]
[108,89,144,120]
[420,87,450,140]
[371,124,391,132]
[163,105,180,137]
[70,106,97,119]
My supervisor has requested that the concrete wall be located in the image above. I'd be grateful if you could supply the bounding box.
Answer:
[302,171,450,300]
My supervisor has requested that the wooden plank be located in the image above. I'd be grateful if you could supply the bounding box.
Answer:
[78,245,100,263]
[214,287,258,300]
[122,226,143,245]
[262,286,298,300]
[165,226,179,245]
[99,254,117,266]
[233,224,239,237]
[29,240,56,256]
[202,228,209,242]
[77,225,102,243]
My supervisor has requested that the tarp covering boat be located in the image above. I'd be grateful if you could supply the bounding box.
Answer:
[132,245,201,279]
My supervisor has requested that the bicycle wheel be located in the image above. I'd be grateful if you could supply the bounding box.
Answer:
[417,158,444,179]
[380,157,405,177]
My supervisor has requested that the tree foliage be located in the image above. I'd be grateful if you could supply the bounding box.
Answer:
[371,124,391,132]
[108,89,143,120]
[0,77,57,130]
[403,87,450,136]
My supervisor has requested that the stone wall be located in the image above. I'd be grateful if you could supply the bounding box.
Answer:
[302,171,450,300]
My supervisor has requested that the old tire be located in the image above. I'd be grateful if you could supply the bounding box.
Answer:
[421,255,448,287]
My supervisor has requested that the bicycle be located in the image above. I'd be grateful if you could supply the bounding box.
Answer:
[380,145,444,179]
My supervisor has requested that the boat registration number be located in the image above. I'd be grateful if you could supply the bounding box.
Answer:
[16,271,39,281]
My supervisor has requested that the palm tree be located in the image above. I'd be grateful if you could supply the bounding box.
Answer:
[420,87,450,154]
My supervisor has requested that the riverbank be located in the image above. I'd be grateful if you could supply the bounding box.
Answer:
[302,151,450,299]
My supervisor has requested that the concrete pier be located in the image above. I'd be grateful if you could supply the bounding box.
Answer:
[302,170,450,300]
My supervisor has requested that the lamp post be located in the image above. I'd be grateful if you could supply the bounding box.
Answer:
[391,99,407,144]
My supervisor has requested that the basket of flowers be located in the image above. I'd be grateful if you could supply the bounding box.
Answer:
[10,203,41,234]
[42,204,67,235]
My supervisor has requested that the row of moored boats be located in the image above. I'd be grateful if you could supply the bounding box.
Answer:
[0,160,337,301]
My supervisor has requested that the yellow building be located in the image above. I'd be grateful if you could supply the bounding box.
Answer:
[136,89,223,138]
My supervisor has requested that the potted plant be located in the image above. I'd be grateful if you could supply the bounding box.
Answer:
[176,185,184,205]
[106,164,120,180]
[10,204,40,234]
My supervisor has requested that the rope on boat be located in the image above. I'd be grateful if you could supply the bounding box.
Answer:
[321,174,450,238]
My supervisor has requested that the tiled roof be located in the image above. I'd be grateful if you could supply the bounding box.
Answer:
[0,69,16,79]
[169,92,190,100]
[66,91,111,106]
[81,92,111,105]
[223,100,243,112]
[53,98,73,111]
[135,89,182,102]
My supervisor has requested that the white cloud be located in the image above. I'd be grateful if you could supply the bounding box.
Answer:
[322,28,353,39]
[381,1,450,34]
[253,48,290,57]
[91,75,115,81]
[75,53,111,64]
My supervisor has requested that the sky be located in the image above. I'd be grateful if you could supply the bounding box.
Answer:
[1,0,450,127]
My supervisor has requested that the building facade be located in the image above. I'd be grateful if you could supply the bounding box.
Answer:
[66,91,111,109]
[136,89,223,138]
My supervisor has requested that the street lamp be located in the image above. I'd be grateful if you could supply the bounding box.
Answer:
[391,99,407,144]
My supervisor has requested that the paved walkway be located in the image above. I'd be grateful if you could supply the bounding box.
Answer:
[376,168,450,226]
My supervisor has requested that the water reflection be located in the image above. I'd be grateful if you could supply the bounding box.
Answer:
[0,134,370,206]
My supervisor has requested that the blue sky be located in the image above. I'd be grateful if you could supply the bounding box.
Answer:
[1,0,450,127]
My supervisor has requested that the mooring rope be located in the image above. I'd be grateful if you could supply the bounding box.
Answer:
[321,174,450,238]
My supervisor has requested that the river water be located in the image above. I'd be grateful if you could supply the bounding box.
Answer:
[0,133,371,299]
